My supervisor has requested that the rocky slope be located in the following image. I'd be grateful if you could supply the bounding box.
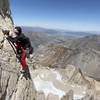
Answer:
[33,35,100,80]
[65,35,100,80]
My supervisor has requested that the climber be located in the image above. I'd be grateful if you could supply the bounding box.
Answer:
[4,26,33,74]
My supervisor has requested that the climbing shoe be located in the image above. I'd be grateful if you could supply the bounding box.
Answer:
[20,70,26,74]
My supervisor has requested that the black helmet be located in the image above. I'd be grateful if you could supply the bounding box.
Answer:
[15,26,22,34]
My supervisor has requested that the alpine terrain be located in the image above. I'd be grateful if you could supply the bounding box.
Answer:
[0,0,100,100]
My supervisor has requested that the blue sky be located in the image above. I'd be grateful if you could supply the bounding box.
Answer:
[10,0,100,32]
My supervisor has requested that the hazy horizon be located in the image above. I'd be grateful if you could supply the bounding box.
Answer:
[19,25,100,34]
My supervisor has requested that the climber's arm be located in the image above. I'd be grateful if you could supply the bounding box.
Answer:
[6,35,19,43]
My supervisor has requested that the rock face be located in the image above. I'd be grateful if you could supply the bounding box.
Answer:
[0,49,36,100]
[0,0,14,51]
[0,0,14,99]
[0,0,13,36]
[0,0,36,100]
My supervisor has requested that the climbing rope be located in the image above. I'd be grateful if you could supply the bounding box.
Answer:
[7,39,17,55]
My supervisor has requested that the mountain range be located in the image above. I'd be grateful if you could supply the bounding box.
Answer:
[22,26,93,37]
[33,34,100,80]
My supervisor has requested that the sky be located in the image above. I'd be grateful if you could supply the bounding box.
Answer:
[10,0,100,32]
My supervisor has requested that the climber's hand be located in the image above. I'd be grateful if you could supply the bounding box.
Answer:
[4,34,8,38]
